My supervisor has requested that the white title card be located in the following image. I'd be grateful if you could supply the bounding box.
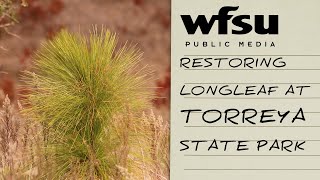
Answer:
[171,0,320,179]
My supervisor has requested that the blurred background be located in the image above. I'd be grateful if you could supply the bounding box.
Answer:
[0,0,170,118]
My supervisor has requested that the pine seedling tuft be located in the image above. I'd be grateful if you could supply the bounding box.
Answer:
[21,27,153,179]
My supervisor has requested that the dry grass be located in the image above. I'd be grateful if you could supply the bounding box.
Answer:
[111,110,169,180]
[0,90,47,179]
[0,90,169,179]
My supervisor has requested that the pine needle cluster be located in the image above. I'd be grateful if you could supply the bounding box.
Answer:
[21,28,154,179]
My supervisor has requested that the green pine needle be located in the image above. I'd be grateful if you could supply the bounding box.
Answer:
[21,27,154,179]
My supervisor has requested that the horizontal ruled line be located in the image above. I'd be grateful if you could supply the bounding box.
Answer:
[185,155,320,157]
[191,112,320,114]
[185,82,320,85]
[184,126,320,128]
[184,169,320,171]
[184,69,320,71]
[184,55,320,57]
[184,97,320,100]
[181,140,320,142]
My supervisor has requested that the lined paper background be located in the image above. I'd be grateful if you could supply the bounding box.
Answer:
[171,0,320,179]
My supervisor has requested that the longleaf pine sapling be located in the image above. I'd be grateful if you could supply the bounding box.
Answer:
[21,28,153,179]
